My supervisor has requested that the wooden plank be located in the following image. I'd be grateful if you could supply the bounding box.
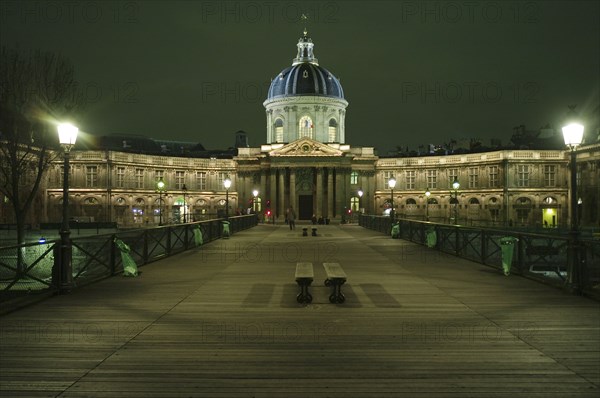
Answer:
[323,262,347,279]
[0,225,598,397]
[294,262,313,279]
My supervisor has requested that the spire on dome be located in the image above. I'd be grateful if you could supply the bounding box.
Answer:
[293,15,318,65]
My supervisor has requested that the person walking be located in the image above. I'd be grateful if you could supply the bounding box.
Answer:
[287,206,296,230]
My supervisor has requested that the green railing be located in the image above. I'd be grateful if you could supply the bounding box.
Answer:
[0,215,257,303]
[359,215,600,298]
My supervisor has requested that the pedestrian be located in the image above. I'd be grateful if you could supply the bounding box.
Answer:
[287,206,296,230]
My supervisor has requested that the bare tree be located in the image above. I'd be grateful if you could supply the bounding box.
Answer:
[0,46,83,253]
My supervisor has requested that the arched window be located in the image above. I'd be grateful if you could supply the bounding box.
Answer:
[274,118,284,143]
[298,116,313,139]
[406,198,417,205]
[328,119,337,142]
[427,198,438,205]
[543,196,557,204]
[195,199,208,216]
[83,197,99,205]
[516,197,532,206]
[469,198,480,205]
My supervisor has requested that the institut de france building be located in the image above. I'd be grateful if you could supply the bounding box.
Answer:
[6,30,599,229]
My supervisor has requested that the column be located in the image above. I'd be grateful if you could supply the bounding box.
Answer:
[365,172,374,214]
[278,169,285,219]
[334,168,345,218]
[266,110,272,143]
[270,171,277,218]
[316,168,323,218]
[290,169,297,212]
[327,168,334,218]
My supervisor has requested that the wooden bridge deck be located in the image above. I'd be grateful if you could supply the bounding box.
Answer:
[1,224,599,397]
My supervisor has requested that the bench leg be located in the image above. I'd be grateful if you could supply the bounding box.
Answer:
[296,280,313,303]
[328,280,346,304]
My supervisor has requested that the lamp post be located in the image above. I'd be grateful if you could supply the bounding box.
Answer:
[57,122,79,293]
[252,189,259,213]
[425,188,431,221]
[182,184,187,223]
[358,187,364,214]
[452,178,460,225]
[562,120,584,293]
[388,176,396,222]
[223,176,232,220]
[156,178,166,225]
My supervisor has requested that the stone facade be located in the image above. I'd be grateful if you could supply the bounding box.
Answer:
[3,31,598,230]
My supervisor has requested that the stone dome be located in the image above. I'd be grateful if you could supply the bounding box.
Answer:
[267,32,344,100]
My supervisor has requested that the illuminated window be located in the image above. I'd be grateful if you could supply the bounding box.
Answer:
[298,116,313,139]
[350,197,359,211]
[274,118,284,142]
[328,119,337,142]
[350,171,359,185]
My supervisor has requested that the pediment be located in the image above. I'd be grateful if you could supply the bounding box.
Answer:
[268,139,344,157]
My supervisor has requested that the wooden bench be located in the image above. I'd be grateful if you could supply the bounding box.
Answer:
[295,262,314,303]
[323,262,347,303]
[311,227,317,236]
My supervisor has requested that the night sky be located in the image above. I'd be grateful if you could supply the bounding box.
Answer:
[1,1,599,154]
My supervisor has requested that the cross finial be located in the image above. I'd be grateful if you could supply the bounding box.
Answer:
[301,14,308,36]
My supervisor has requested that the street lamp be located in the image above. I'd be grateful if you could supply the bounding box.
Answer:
[156,178,166,225]
[223,175,232,219]
[182,184,188,223]
[452,178,460,224]
[388,176,396,222]
[57,122,79,293]
[425,188,431,221]
[562,119,584,292]
[252,189,259,213]
[358,187,364,214]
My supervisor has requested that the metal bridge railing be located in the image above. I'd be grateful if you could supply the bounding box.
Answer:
[0,215,258,304]
[359,214,600,298]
